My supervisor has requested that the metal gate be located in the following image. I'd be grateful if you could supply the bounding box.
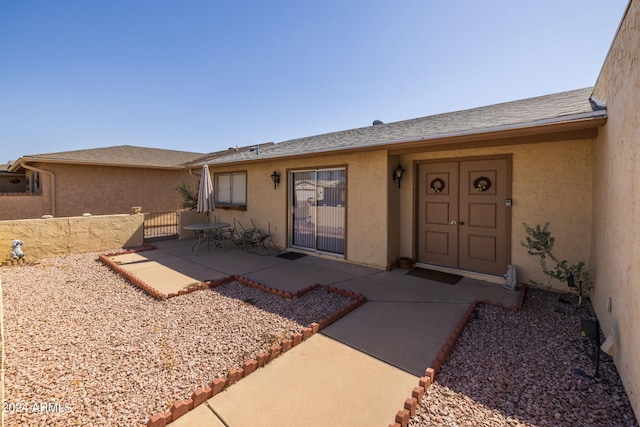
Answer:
[143,211,179,241]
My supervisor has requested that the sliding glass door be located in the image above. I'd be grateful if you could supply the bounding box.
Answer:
[289,168,345,255]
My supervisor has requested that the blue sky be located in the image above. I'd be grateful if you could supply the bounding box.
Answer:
[0,1,629,164]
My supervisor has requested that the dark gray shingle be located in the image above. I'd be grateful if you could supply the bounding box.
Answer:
[206,87,601,164]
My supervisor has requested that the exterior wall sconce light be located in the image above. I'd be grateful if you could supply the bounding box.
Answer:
[270,171,281,189]
[393,164,405,188]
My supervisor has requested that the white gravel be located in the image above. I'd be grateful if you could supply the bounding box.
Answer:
[410,289,638,427]
[1,252,351,427]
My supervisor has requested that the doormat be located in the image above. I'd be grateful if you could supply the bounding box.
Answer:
[276,252,307,260]
[406,267,462,285]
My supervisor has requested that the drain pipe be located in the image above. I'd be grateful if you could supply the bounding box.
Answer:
[20,162,56,217]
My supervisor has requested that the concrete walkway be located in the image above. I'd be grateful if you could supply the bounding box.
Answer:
[107,239,521,426]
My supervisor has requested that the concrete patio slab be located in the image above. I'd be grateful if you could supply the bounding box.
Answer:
[115,240,523,426]
[157,259,228,283]
[335,268,520,307]
[316,268,520,375]
[321,300,469,376]
[189,247,291,276]
[107,252,223,296]
[150,238,197,258]
[117,260,202,295]
[244,254,380,293]
[206,334,418,427]
[167,403,226,427]
[106,252,151,267]
[130,249,187,265]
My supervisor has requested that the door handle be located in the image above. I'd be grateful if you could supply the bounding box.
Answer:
[449,220,457,225]
[459,221,465,225]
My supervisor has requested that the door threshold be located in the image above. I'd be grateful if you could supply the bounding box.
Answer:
[413,263,506,285]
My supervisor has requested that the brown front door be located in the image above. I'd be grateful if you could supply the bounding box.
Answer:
[417,157,511,275]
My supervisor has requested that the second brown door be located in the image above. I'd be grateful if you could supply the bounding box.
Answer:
[417,157,510,275]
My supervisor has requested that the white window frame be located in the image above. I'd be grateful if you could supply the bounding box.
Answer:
[214,171,247,210]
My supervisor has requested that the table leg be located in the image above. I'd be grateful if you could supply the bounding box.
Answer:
[191,230,207,256]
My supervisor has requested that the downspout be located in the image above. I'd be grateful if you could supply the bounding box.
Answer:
[20,162,56,217]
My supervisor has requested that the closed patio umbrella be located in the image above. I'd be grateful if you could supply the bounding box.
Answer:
[197,163,215,223]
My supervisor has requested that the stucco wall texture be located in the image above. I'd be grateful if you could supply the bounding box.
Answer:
[0,214,144,261]
[208,139,594,282]
[592,0,640,417]
[208,151,390,268]
[25,163,198,218]
[0,194,43,221]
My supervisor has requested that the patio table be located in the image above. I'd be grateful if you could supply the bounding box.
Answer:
[184,222,231,255]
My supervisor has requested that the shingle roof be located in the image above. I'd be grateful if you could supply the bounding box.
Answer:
[17,145,206,168]
[186,142,276,167]
[10,88,604,171]
[204,87,603,165]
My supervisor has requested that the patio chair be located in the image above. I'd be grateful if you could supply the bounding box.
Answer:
[212,218,236,242]
[234,219,279,255]
[227,219,248,251]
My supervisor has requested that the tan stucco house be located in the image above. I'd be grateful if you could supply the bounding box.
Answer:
[189,87,601,281]
[184,1,639,416]
[1,145,206,220]
[0,0,637,417]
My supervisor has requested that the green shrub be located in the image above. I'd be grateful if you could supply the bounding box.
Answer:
[521,222,591,298]
[176,182,198,210]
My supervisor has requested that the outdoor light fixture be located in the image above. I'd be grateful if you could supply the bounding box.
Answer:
[393,164,405,188]
[270,171,281,189]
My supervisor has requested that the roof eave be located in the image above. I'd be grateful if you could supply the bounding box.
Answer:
[204,111,607,167]
[387,111,607,154]
[8,157,189,172]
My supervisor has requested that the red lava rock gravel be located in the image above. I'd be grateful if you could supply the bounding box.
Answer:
[1,252,351,426]
[410,289,638,427]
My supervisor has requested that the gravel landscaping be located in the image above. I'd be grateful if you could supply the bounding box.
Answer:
[410,289,638,427]
[1,252,351,427]
[2,252,637,427]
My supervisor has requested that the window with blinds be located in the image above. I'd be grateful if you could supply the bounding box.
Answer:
[214,171,247,208]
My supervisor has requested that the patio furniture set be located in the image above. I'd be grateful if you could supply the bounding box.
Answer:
[184,219,279,256]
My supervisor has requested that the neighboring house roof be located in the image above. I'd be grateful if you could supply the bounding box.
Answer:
[9,145,206,171]
[202,87,605,165]
[186,142,276,168]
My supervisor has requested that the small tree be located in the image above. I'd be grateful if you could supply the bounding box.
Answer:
[176,182,198,210]
[520,222,591,299]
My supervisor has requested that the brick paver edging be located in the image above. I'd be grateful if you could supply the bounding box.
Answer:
[145,284,366,427]
[387,284,528,427]
[98,252,173,301]
[98,251,369,311]
[94,248,366,427]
